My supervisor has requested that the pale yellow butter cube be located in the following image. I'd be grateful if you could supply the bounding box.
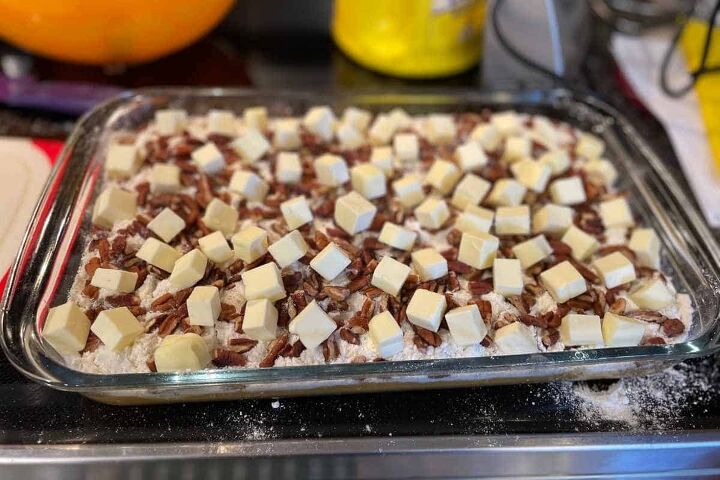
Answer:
[389,107,412,129]
[42,302,90,353]
[510,158,552,193]
[288,300,336,349]
[231,226,268,263]
[202,198,238,235]
[540,261,587,303]
[415,197,450,230]
[280,196,313,230]
[425,114,456,145]
[149,164,181,194]
[191,142,225,174]
[495,205,530,235]
[243,106,268,131]
[154,333,210,372]
[599,197,634,229]
[531,116,558,146]
[560,314,604,346]
[445,304,487,346]
[169,249,208,290]
[207,109,236,136]
[336,122,364,149]
[602,312,645,347]
[451,174,491,209]
[425,159,461,195]
[470,123,501,151]
[538,150,570,175]
[370,146,394,176]
[310,242,351,281]
[186,286,221,326]
[314,154,349,187]
[394,133,419,162]
[198,231,233,264]
[243,298,278,341]
[91,268,137,293]
[351,163,386,199]
[273,118,301,150]
[92,187,136,229]
[303,106,336,142]
[229,170,269,201]
[561,225,599,261]
[411,248,448,281]
[242,262,286,301]
[549,177,586,205]
[493,258,523,297]
[512,235,552,269]
[136,237,182,273]
[368,114,396,145]
[502,136,531,163]
[334,191,377,235]
[593,252,636,289]
[230,128,270,164]
[275,152,302,184]
[533,204,574,234]
[628,228,660,269]
[458,232,498,270]
[91,307,143,351]
[584,159,618,187]
[575,133,605,159]
[455,141,488,171]
[392,175,425,207]
[378,222,417,251]
[371,256,411,296]
[629,279,674,310]
[148,207,186,243]
[268,230,308,268]
[106,144,140,179]
[341,107,372,132]
[491,111,522,137]
[494,322,539,355]
[486,179,527,207]
[155,109,187,135]
[455,205,494,236]
[406,288,447,331]
[368,311,404,358]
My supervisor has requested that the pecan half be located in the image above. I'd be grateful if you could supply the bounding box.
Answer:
[212,348,247,367]
[662,318,684,336]
[322,337,339,362]
[259,333,289,368]
[339,328,361,345]
[228,337,258,353]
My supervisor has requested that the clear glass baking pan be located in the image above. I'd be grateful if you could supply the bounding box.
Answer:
[2,88,720,405]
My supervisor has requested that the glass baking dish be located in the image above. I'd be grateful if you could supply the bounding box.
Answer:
[2,88,720,405]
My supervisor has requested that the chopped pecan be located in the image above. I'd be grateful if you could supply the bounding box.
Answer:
[85,257,101,277]
[291,290,308,310]
[146,359,157,372]
[447,271,460,291]
[314,198,335,217]
[662,318,684,337]
[447,260,471,274]
[259,332,289,368]
[446,228,462,247]
[339,328,361,345]
[609,298,626,314]
[626,309,666,323]
[105,293,140,307]
[519,313,548,328]
[212,348,247,367]
[228,337,258,353]
[549,240,572,257]
[322,337,340,362]
[151,293,174,309]
[282,271,303,291]
[324,286,350,302]
[363,237,384,250]
[81,333,101,353]
[364,287,384,298]
[350,355,368,363]
[347,275,370,293]
[507,295,527,314]
[326,226,350,239]
[541,328,560,347]
[645,336,667,345]
[413,325,442,348]
[469,279,492,296]
[98,238,110,263]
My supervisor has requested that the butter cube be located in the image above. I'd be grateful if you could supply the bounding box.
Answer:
[415,197,450,230]
[231,226,268,263]
[531,116,558,147]
[198,231,233,264]
[106,144,140,179]
[310,242,351,281]
[154,333,211,372]
[451,174,491,209]
[42,302,90,353]
[149,164,181,194]
[394,133,419,162]
[493,258,523,297]
[243,299,278,341]
[602,312,645,347]
[314,154,349,187]
[231,128,270,164]
[336,122,364,149]
[202,198,238,235]
[91,268,137,293]
[342,107,372,132]
[470,123,501,151]
[392,175,425,207]
[207,109,236,136]
[186,286,221,326]
[268,230,308,268]
[540,261,587,303]
[91,307,143,351]
[511,158,552,193]
[532,204,574,234]
[289,300,337,349]
[243,106,268,131]
[584,159,618,187]
[406,288,447,331]
[378,222,417,251]
[334,191,377,235]
[426,114,456,145]
[549,177,587,205]
[229,170,269,201]
[455,205,494,235]
[629,279,674,310]
[281,196,313,230]
[368,114,396,145]
[560,314,604,346]
[351,163,386,199]
[495,205,530,235]
[593,252,636,289]
[491,111,522,137]
[486,179,527,207]
[411,248,448,281]
[458,232,499,270]
[273,118,301,150]
[628,228,660,269]
[493,322,539,354]
[455,141,488,171]
[169,249,208,290]
[242,262,286,301]
[599,197,634,229]
[155,109,187,135]
[92,187,136,229]
[370,146,394,176]
[502,136,531,163]
[389,107,412,129]
[512,235,552,269]
[561,225,599,261]
[538,150,570,175]
[368,311,404,358]
[371,256,411,296]
[445,304,487,346]
[136,238,182,272]
[148,207,186,243]
[575,133,605,159]
[425,159,461,195]
[275,152,302,184]
[303,106,336,142]
[191,142,225,174]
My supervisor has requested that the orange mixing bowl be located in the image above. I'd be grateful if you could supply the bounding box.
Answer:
[0,0,235,65]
